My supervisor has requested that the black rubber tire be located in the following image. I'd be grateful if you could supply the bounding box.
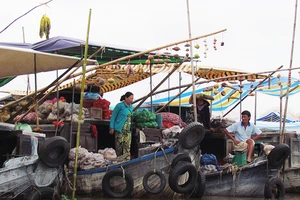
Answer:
[143,170,166,195]
[39,136,70,168]
[264,177,285,199]
[102,168,134,198]
[267,143,291,169]
[168,161,197,194]
[26,187,61,200]
[193,171,206,198]
[179,122,205,149]
[171,153,192,168]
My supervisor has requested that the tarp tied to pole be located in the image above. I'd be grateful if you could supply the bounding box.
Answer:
[145,76,300,112]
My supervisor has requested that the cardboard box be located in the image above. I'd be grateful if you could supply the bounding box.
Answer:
[89,107,103,119]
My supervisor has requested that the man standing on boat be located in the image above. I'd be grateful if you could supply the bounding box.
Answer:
[222,110,262,163]
[186,93,214,132]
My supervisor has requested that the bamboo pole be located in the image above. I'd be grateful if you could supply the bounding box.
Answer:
[221,65,283,118]
[279,85,283,133]
[133,66,292,103]
[72,9,92,199]
[69,29,227,78]
[155,68,213,113]
[280,85,299,98]
[281,0,298,144]
[6,47,104,123]
[186,0,197,122]
[133,61,183,110]
[1,46,104,113]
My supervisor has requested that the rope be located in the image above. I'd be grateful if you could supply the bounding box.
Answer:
[154,148,160,172]
[160,147,171,166]
[121,165,125,179]
[63,165,75,192]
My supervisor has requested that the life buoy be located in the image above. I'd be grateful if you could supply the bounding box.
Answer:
[192,171,206,198]
[264,177,285,199]
[171,153,191,168]
[168,161,197,194]
[102,168,134,198]
[179,122,205,149]
[39,136,70,168]
[143,170,166,195]
[267,144,291,169]
[26,187,61,200]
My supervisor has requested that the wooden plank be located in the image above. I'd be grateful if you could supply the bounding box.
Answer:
[290,138,300,168]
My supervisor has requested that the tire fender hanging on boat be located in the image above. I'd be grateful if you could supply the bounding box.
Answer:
[143,170,166,195]
[168,161,197,194]
[38,136,70,168]
[267,143,291,169]
[171,153,191,168]
[192,170,206,198]
[264,177,285,199]
[26,187,61,200]
[179,122,205,149]
[102,168,134,198]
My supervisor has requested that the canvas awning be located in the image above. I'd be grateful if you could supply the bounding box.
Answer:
[30,36,183,64]
[0,45,97,79]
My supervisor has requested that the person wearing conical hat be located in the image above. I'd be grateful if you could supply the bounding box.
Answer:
[186,93,214,132]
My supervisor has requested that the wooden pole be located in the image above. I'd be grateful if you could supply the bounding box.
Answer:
[5,47,104,123]
[1,46,104,114]
[186,0,197,122]
[279,85,283,133]
[133,66,289,103]
[155,69,213,113]
[281,0,298,144]
[222,65,283,118]
[69,29,227,78]
[133,61,183,110]
[72,8,92,199]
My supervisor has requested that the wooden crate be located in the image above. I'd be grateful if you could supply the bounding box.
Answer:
[89,107,103,119]
[71,123,98,152]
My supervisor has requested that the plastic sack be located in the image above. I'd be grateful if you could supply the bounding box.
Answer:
[200,153,218,166]
[14,122,32,132]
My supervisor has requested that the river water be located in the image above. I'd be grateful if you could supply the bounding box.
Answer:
[77,193,300,200]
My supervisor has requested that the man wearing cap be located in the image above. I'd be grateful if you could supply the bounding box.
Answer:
[187,93,214,132]
[222,110,262,163]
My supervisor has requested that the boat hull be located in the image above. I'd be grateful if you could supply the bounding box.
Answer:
[67,147,200,198]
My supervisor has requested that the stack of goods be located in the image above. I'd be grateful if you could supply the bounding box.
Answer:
[133,109,158,128]
[68,147,117,170]
[13,97,89,123]
[210,116,235,132]
[92,98,111,120]
[83,92,101,108]
[158,112,186,128]
[161,125,182,148]
[200,153,221,174]
[0,108,10,122]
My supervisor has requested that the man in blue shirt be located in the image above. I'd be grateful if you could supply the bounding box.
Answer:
[222,110,262,163]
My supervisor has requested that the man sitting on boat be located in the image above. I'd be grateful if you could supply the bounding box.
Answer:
[222,110,262,163]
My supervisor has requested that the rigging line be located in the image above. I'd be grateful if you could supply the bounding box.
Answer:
[0,0,53,34]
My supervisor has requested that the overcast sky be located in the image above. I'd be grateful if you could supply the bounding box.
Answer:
[1,0,300,119]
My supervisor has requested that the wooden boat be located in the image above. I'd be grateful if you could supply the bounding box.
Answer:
[0,130,70,200]
[200,124,299,199]
[2,33,300,200]
[64,122,205,199]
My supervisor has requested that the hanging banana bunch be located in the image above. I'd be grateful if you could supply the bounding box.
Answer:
[39,15,51,39]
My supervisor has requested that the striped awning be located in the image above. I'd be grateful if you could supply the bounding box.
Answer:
[56,62,267,93]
